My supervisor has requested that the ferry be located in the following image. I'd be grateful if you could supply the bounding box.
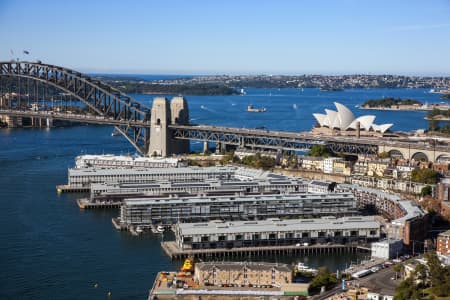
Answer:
[247,104,266,113]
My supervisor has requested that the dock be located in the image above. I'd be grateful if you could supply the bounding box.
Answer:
[161,241,369,260]
[56,184,89,193]
[76,198,121,209]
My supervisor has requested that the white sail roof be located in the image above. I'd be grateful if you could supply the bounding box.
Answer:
[313,102,393,133]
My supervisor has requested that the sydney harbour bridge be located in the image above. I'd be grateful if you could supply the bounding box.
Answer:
[1,61,449,162]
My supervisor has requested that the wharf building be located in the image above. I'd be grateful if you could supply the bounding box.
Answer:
[118,192,357,228]
[67,166,235,189]
[339,184,428,249]
[74,154,186,169]
[89,176,308,204]
[194,261,293,288]
[174,216,381,250]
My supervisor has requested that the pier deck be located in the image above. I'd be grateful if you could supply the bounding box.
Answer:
[56,185,89,193]
[77,198,121,209]
[161,241,369,260]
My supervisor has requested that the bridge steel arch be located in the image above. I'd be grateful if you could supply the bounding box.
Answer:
[0,61,151,154]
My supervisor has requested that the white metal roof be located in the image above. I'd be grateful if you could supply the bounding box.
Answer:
[178,216,380,236]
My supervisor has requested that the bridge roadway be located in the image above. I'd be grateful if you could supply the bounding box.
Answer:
[169,124,450,156]
[0,109,148,127]
[3,108,449,158]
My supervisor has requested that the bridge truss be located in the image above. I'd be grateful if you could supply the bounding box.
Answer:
[0,61,151,154]
[170,125,379,155]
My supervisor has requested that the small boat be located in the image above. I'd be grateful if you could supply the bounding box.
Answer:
[295,262,318,275]
[247,104,266,113]
[111,129,120,137]
[293,103,298,109]
[156,225,165,233]
[136,226,143,234]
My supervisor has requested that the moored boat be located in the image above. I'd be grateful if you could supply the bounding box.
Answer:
[247,104,266,112]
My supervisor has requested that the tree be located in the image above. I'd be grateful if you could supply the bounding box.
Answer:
[420,185,432,197]
[393,263,405,280]
[378,151,390,159]
[394,277,420,300]
[414,263,428,288]
[307,267,337,294]
[424,251,450,296]
[308,145,331,158]
[411,169,440,184]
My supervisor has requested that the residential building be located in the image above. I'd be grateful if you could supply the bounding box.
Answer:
[323,157,339,174]
[437,230,450,256]
[194,262,293,287]
[333,159,352,176]
[367,160,390,177]
[300,157,323,171]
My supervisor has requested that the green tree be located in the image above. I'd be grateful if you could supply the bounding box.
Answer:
[394,277,420,300]
[424,251,450,296]
[393,263,405,280]
[308,267,337,294]
[378,151,390,159]
[308,145,331,158]
[411,169,440,184]
[420,185,433,197]
[414,263,428,288]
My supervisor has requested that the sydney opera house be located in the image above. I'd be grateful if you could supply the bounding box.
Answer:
[313,102,393,136]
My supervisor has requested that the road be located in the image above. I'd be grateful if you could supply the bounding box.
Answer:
[312,266,399,299]
[353,266,398,296]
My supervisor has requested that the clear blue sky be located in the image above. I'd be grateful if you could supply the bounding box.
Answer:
[1,0,450,75]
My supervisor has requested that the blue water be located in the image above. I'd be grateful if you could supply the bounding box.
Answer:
[132,87,442,133]
[0,88,442,299]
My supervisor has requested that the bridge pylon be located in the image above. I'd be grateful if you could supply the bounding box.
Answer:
[148,96,190,157]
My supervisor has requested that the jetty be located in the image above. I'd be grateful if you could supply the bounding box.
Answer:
[76,198,121,209]
[161,241,369,260]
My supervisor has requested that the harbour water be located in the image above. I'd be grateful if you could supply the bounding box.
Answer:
[0,88,444,299]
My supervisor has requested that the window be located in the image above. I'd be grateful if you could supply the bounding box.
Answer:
[334,231,342,237]
[350,231,358,237]
[318,232,325,237]
[201,236,209,242]
[235,234,243,241]
[218,235,226,241]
